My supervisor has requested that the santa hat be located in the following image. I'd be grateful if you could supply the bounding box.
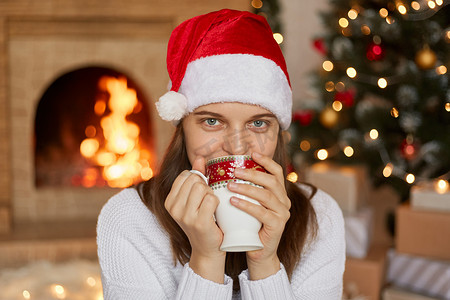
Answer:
[155,9,292,130]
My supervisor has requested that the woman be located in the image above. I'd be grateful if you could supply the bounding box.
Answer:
[97,9,345,299]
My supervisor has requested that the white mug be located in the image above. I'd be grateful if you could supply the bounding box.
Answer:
[193,155,265,252]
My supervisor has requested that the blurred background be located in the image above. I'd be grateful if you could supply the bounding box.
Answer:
[0,0,448,299]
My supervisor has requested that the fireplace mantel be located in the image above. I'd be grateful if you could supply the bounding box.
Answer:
[0,0,249,267]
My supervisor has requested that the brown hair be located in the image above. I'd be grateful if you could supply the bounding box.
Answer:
[139,123,317,289]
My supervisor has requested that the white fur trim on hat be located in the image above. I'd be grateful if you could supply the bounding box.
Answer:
[179,54,292,130]
[155,91,188,121]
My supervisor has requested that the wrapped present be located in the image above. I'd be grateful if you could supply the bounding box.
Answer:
[344,244,389,300]
[396,204,450,260]
[344,207,373,258]
[411,181,450,212]
[383,286,440,300]
[305,162,369,213]
[386,249,450,300]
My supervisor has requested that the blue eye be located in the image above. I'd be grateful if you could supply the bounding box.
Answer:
[206,118,218,126]
[253,120,266,127]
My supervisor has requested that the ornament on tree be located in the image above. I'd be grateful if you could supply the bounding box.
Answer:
[293,110,314,126]
[319,107,339,128]
[334,90,355,107]
[312,38,327,55]
[366,42,385,61]
[400,138,420,160]
[415,45,437,69]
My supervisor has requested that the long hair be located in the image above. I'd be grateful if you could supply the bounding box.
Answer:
[139,123,318,289]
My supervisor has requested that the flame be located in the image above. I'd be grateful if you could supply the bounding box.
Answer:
[80,76,153,188]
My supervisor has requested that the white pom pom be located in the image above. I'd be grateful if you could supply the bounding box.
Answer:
[155,91,188,121]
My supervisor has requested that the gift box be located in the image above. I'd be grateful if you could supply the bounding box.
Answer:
[344,244,389,300]
[383,286,440,300]
[344,206,373,258]
[386,249,450,300]
[411,181,450,212]
[305,162,369,213]
[396,203,450,260]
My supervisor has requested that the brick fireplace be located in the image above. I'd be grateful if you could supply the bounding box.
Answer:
[0,0,249,267]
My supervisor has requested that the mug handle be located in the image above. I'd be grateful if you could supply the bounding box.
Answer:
[189,170,208,184]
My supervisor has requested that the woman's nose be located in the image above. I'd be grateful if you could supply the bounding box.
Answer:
[221,128,249,155]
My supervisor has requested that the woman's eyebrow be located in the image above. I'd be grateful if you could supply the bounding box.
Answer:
[250,113,276,119]
[194,111,276,119]
[193,111,223,118]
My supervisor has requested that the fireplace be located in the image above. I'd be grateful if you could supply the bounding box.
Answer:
[35,66,155,189]
[0,0,249,267]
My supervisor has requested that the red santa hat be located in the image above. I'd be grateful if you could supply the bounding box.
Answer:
[155,9,292,130]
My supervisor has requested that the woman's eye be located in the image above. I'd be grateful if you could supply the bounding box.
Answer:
[252,120,266,128]
[205,118,218,126]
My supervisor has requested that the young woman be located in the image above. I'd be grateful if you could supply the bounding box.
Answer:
[97,9,345,299]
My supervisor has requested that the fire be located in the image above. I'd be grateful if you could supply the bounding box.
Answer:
[79,76,153,188]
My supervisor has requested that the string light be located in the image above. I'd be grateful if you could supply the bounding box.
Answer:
[332,100,343,111]
[369,129,379,140]
[411,1,421,10]
[406,173,416,184]
[22,290,31,299]
[273,33,283,44]
[385,16,395,24]
[397,4,407,14]
[335,81,346,92]
[361,25,371,35]
[300,140,311,151]
[435,179,449,193]
[339,18,349,28]
[317,149,329,160]
[445,103,450,112]
[343,146,354,157]
[322,60,334,71]
[325,81,335,92]
[86,276,97,287]
[379,8,388,18]
[436,65,447,75]
[51,284,66,299]
[378,78,388,88]
[383,163,393,177]
[436,0,443,5]
[251,0,263,9]
[287,172,298,183]
[428,0,436,9]
[346,67,357,78]
[348,9,358,19]
[390,107,399,118]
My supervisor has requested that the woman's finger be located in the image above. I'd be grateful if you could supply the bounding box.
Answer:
[251,152,284,184]
[166,172,206,216]
[197,193,220,224]
[184,181,212,219]
[230,196,290,227]
[233,168,290,209]
[227,181,286,213]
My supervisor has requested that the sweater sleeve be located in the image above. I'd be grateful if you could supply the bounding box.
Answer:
[97,189,234,300]
[238,189,346,300]
[176,263,233,299]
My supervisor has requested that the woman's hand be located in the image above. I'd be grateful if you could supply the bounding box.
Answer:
[165,157,226,283]
[227,152,291,280]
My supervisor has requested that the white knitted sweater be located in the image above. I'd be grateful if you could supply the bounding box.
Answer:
[97,186,345,299]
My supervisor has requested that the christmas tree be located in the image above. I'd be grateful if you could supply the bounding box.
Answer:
[289,0,450,199]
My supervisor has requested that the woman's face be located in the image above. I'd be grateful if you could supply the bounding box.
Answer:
[183,102,280,165]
